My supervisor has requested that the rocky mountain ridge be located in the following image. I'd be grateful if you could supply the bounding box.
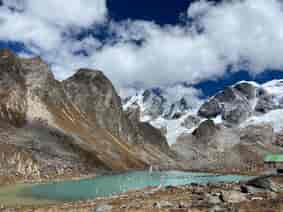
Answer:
[124,79,283,145]
[124,79,283,172]
[0,49,179,183]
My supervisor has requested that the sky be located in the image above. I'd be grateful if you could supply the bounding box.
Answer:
[0,0,283,99]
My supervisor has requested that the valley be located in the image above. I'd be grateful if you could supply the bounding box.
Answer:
[0,49,282,211]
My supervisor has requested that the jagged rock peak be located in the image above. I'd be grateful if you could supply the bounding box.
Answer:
[69,68,105,81]
[0,48,15,58]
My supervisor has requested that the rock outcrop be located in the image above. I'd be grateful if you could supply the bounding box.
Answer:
[172,119,283,172]
[198,84,254,125]
[0,49,177,182]
[198,80,283,127]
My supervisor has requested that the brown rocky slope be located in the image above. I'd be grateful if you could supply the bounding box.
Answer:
[0,49,179,183]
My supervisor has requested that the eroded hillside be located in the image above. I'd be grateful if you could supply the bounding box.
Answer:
[0,49,179,184]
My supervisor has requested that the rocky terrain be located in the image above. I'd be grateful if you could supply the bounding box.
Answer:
[124,79,283,173]
[3,176,283,211]
[1,48,283,211]
[0,49,179,184]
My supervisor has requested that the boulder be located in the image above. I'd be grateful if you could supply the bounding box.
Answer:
[220,190,247,203]
[245,177,279,192]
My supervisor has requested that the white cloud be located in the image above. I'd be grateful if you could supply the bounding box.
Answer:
[25,0,107,27]
[91,0,283,89]
[187,0,283,73]
[2,0,107,27]
[0,0,107,53]
[164,85,202,106]
[90,20,227,88]
[1,0,283,94]
[0,8,62,51]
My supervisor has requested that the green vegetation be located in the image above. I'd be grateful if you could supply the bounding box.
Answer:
[264,154,283,162]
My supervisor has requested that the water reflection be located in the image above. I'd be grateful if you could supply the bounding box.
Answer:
[22,171,251,202]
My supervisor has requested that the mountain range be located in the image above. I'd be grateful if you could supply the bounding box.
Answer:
[0,49,283,184]
[124,77,283,172]
[124,79,283,145]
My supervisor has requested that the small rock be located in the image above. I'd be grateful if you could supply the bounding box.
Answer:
[178,201,188,208]
[120,204,127,209]
[152,202,161,208]
[209,205,226,212]
[159,200,173,208]
[152,200,174,208]
[94,204,112,212]
[251,197,264,201]
[270,192,278,199]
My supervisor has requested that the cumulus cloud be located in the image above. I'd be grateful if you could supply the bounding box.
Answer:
[1,0,283,95]
[92,0,283,89]
[91,20,227,88]
[2,0,107,26]
[187,0,283,73]
[25,0,107,27]
[0,0,107,52]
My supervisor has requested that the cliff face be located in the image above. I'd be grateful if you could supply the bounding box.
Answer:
[0,50,177,183]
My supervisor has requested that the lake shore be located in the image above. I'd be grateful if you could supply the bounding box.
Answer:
[1,175,282,212]
[0,166,261,188]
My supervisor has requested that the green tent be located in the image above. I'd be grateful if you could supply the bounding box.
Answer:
[264,154,283,163]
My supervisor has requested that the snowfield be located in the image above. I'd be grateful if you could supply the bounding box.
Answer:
[123,79,283,145]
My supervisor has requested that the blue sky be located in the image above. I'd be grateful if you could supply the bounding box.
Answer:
[0,0,283,98]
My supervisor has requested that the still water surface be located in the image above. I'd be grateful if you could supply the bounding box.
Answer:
[0,171,252,206]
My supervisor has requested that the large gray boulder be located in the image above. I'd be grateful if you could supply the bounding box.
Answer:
[245,177,279,192]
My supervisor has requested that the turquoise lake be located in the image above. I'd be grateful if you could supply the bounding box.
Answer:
[0,171,252,206]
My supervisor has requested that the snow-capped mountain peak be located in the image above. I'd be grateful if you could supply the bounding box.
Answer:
[123,80,283,146]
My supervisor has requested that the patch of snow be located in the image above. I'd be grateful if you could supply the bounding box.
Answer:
[262,79,283,104]
[241,109,283,132]
[150,113,198,146]
[124,79,283,146]
[234,80,260,87]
